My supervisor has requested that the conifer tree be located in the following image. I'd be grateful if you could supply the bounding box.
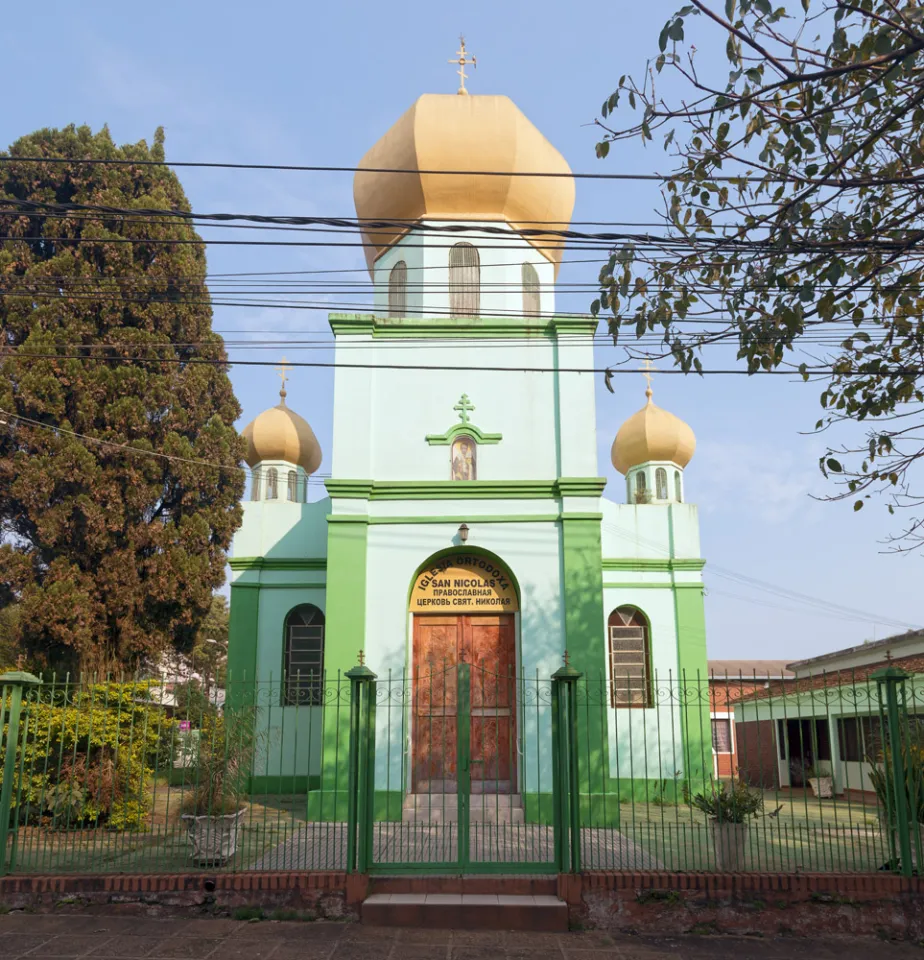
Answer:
[0,125,244,675]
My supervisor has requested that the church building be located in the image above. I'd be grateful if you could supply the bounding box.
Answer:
[227,80,710,823]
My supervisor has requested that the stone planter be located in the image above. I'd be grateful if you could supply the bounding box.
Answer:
[710,820,749,872]
[182,809,245,865]
[808,776,834,799]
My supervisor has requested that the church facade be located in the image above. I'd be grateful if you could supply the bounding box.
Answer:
[227,90,710,823]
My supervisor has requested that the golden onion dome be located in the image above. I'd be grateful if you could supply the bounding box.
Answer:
[241,391,322,475]
[611,388,696,475]
[353,94,575,276]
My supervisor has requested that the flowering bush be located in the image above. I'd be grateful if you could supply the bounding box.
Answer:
[1,680,175,831]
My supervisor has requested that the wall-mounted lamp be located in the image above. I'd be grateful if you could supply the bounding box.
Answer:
[458,523,470,544]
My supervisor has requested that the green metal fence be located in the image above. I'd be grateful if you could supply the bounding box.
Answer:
[1,662,922,877]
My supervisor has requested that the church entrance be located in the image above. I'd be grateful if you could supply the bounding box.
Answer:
[412,614,516,794]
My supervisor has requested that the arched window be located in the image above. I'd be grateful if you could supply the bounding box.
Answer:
[655,467,668,500]
[449,242,480,317]
[388,260,407,317]
[522,262,540,317]
[634,471,647,503]
[283,604,325,705]
[674,470,682,503]
[251,469,262,501]
[287,470,298,502]
[608,606,652,708]
[266,467,278,500]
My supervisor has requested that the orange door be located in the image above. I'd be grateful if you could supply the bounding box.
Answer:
[412,614,516,795]
[412,616,460,792]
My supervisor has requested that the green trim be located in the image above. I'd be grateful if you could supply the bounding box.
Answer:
[602,558,706,572]
[328,513,562,525]
[247,582,326,589]
[328,313,597,340]
[325,478,606,501]
[229,557,327,571]
[425,422,502,446]
[226,584,260,707]
[560,512,603,521]
[603,581,704,589]
[250,775,317,794]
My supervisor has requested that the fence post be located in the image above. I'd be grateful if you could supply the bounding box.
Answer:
[345,657,376,875]
[0,672,42,878]
[552,654,582,874]
[872,665,912,876]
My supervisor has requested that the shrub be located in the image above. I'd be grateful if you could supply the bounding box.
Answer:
[1,680,175,831]
[180,710,255,817]
[687,779,764,823]
[868,740,924,826]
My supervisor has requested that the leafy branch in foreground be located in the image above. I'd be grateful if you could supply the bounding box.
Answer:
[593,0,924,547]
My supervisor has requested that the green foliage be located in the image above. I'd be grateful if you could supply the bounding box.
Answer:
[180,710,256,817]
[868,740,924,825]
[687,779,764,823]
[1,680,175,830]
[0,125,245,674]
[594,3,924,546]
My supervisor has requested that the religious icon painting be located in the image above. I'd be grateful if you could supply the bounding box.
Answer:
[451,435,476,481]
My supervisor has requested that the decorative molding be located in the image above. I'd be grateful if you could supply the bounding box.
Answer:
[602,558,706,572]
[229,557,327,571]
[328,312,597,340]
[328,513,563,525]
[602,581,704,590]
[324,478,607,501]
[425,422,502,446]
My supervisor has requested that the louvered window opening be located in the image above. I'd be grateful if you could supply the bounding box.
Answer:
[522,262,540,317]
[674,470,683,502]
[287,470,298,502]
[634,471,647,503]
[609,608,651,708]
[656,467,668,500]
[251,470,262,501]
[388,260,408,317]
[284,606,325,705]
[266,468,279,500]
[449,243,481,317]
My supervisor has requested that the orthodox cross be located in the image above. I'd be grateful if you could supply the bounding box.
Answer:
[275,356,292,397]
[563,650,571,667]
[641,358,656,398]
[449,36,476,95]
[358,650,365,667]
[454,393,475,423]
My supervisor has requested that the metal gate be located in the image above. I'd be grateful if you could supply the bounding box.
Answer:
[346,661,577,875]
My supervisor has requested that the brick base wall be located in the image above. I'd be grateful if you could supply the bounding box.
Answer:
[3,871,924,939]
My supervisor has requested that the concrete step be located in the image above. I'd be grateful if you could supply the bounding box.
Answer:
[402,794,524,824]
[361,893,568,931]
[370,875,557,897]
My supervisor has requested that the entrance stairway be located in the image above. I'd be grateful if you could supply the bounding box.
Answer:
[361,875,568,931]
[402,793,524,824]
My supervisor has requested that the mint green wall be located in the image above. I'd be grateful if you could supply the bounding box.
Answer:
[234,498,330,559]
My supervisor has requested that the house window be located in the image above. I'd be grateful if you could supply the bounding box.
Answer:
[712,718,732,753]
[634,471,647,503]
[674,470,682,502]
[838,715,884,763]
[522,262,540,317]
[655,467,668,500]
[287,470,298,502]
[388,260,407,317]
[608,606,652,708]
[266,467,278,500]
[251,470,262,501]
[449,242,480,317]
[283,604,325,706]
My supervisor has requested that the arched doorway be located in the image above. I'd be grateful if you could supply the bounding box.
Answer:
[408,550,519,795]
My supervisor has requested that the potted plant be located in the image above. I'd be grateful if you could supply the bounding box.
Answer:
[688,779,763,871]
[180,712,253,865]
[804,763,834,799]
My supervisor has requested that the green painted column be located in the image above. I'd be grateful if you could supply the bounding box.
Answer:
[309,517,369,820]
[560,516,608,819]
[674,584,711,796]
[227,583,260,709]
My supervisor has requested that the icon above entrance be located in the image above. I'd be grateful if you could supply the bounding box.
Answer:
[410,551,519,613]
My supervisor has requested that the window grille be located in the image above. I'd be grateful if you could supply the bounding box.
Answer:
[608,606,652,708]
[284,605,325,706]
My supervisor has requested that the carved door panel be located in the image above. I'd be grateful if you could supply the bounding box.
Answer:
[412,616,460,792]
[464,615,516,794]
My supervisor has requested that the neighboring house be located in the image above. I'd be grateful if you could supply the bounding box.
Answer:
[732,629,924,797]
[708,660,793,779]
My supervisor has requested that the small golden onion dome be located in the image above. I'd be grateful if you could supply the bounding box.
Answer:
[353,94,575,277]
[611,388,696,475]
[241,392,322,475]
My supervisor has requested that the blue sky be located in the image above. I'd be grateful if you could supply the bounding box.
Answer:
[2,0,920,660]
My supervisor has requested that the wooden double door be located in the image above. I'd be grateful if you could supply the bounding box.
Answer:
[412,614,516,794]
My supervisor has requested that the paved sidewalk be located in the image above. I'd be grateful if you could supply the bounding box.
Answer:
[0,913,919,959]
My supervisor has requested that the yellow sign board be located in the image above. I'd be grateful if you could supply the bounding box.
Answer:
[410,553,519,613]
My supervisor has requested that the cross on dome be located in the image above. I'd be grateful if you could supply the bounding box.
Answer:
[448,36,476,95]
[274,356,292,400]
[641,358,656,401]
